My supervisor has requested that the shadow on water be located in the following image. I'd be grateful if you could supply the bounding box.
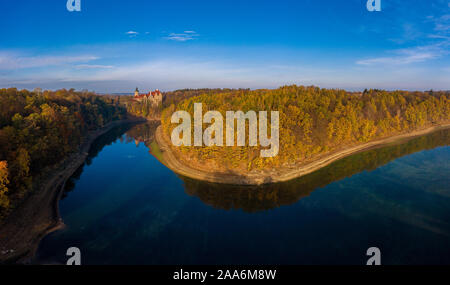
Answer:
[36,122,450,265]
[142,128,450,212]
[61,122,145,199]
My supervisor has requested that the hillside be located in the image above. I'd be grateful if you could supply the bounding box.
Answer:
[0,88,126,218]
[159,85,450,182]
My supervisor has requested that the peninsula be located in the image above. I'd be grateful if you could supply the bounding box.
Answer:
[156,86,450,185]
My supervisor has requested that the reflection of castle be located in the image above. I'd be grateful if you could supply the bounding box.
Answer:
[126,121,160,145]
[133,87,162,106]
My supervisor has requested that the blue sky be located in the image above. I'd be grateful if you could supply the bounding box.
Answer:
[0,0,449,92]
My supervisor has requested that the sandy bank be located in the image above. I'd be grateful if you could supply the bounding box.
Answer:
[155,122,450,185]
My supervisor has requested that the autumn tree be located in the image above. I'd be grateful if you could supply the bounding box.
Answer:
[0,161,9,213]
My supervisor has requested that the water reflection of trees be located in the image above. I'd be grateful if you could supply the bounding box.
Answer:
[180,129,450,212]
[89,123,449,212]
[125,121,160,147]
[62,123,140,199]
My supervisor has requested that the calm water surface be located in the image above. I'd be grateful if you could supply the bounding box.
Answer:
[35,123,450,264]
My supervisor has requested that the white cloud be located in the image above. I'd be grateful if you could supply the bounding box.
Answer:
[126,31,139,38]
[0,56,315,91]
[433,14,450,33]
[75,64,114,69]
[380,10,450,66]
[356,43,448,66]
[0,53,99,70]
[428,34,450,40]
[424,12,450,37]
[357,52,436,65]
[1,42,449,92]
[165,31,199,42]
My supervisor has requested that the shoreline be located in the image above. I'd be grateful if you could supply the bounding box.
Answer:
[155,122,450,185]
[2,118,448,263]
[0,117,146,264]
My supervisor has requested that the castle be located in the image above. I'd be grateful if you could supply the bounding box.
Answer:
[133,88,162,106]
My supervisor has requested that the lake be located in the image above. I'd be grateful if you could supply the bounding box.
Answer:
[35,122,450,265]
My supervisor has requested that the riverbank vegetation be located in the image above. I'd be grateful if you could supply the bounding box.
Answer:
[161,85,450,174]
[181,128,450,212]
[0,88,126,218]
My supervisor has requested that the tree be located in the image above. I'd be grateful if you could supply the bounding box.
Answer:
[0,161,10,211]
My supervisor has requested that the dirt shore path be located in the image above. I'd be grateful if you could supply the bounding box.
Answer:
[156,122,450,185]
[0,118,145,264]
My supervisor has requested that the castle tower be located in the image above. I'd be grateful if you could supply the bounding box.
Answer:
[134,87,139,97]
[154,89,162,105]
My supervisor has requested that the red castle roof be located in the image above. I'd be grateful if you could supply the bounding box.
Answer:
[134,89,161,99]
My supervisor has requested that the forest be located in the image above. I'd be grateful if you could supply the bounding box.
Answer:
[0,88,126,218]
[160,85,450,174]
[163,88,248,107]
[1,85,449,218]
[124,88,244,119]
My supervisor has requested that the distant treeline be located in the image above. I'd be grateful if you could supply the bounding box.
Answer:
[161,85,450,173]
[0,88,126,218]
[163,88,248,107]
